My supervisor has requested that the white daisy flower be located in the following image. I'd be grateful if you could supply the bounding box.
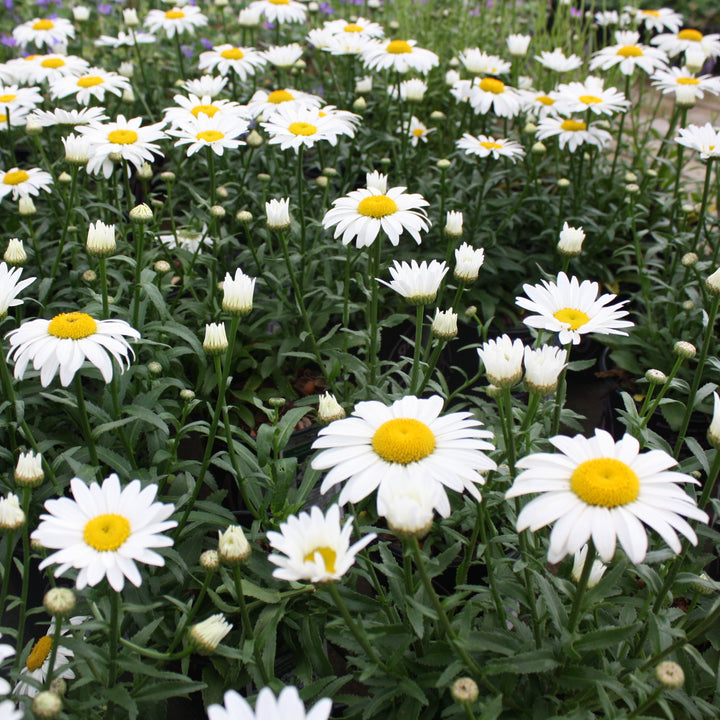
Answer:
[181,75,227,98]
[168,112,249,156]
[590,31,669,76]
[158,226,206,253]
[316,105,361,138]
[321,32,373,56]
[518,88,562,119]
[28,106,108,127]
[458,48,511,76]
[467,77,522,117]
[77,114,167,178]
[478,334,525,387]
[523,345,567,394]
[33,474,176,591]
[246,87,323,121]
[630,7,683,33]
[0,701,22,720]
[457,132,526,161]
[675,122,720,160]
[506,428,709,563]
[198,44,267,80]
[311,395,497,516]
[0,167,53,201]
[571,544,607,587]
[0,632,14,665]
[263,43,304,69]
[0,261,35,319]
[247,0,307,25]
[595,10,620,27]
[222,267,256,316]
[506,33,532,57]
[651,28,720,61]
[163,93,247,128]
[322,17,384,38]
[10,54,89,84]
[535,117,612,152]
[267,504,375,583]
[402,116,434,146]
[380,259,448,305]
[322,180,430,248]
[6,312,140,386]
[378,474,443,538]
[555,76,629,116]
[362,39,439,74]
[0,84,43,112]
[454,242,484,281]
[94,30,157,48]
[0,105,29,131]
[651,67,720,104]
[144,6,208,38]
[388,78,428,102]
[515,271,633,345]
[50,68,131,106]
[12,17,75,49]
[15,619,76,697]
[208,686,332,720]
[237,6,263,27]
[535,48,583,73]
[262,103,354,151]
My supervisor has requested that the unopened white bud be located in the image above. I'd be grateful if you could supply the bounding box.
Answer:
[655,661,685,689]
[218,525,251,564]
[15,450,44,487]
[265,198,291,229]
[86,220,116,257]
[557,222,585,256]
[73,6,90,21]
[352,96,367,111]
[431,308,458,339]
[246,129,263,148]
[123,8,139,26]
[203,323,228,355]
[189,614,233,654]
[43,588,76,617]
[318,392,345,424]
[4,238,27,266]
[0,492,25,531]
[130,203,153,222]
[32,691,62,718]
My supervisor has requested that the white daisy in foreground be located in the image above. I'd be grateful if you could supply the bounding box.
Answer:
[380,259,448,305]
[0,84,43,111]
[50,68,131,106]
[0,261,35,319]
[555,76,629,116]
[535,117,612,152]
[506,429,709,563]
[362,39,439,74]
[6,312,140,386]
[675,122,720,159]
[535,48,583,73]
[248,0,307,24]
[208,686,332,720]
[12,54,89,84]
[144,5,208,37]
[32,473,176,591]
[0,167,53,201]
[246,87,323,121]
[590,31,668,76]
[651,29,720,61]
[163,93,247,128]
[168,113,249,156]
[323,176,430,248]
[311,395,496,516]
[198,44,267,79]
[478,334,525,387]
[15,619,76,696]
[12,17,75,49]
[267,505,375,583]
[468,77,522,117]
[457,133,525,162]
[651,67,720,104]
[516,272,633,345]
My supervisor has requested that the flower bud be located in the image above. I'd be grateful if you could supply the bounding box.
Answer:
[15,450,44,487]
[645,369,667,385]
[189,614,233,654]
[624,171,638,183]
[222,268,255,316]
[0,492,25,531]
[707,267,720,294]
[210,205,226,218]
[557,222,585,256]
[431,308,458,340]
[430,110,445,121]
[199,549,220,571]
[180,388,196,402]
[352,96,367,111]
[43,588,76,618]
[246,129,263,148]
[32,691,62,718]
[355,76,372,94]
[315,175,328,189]
[265,198,291,229]
[451,677,479,704]
[25,119,43,136]
[681,252,698,267]
[674,340,696,359]
[655,661,684,689]
[123,8,139,26]
[19,197,36,215]
[4,238,27,266]
[160,171,175,183]
[454,242,484,282]
[318,392,345,424]
[203,323,228,355]
[82,269,97,283]
[119,61,134,78]
[218,525,251,565]
[444,211,463,238]
[531,141,546,154]
[523,121,538,135]
[86,220,116,257]
[236,210,253,223]
[73,6,90,21]
[557,178,571,188]
[436,158,451,170]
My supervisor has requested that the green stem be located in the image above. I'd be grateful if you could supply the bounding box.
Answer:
[233,565,270,684]
[694,159,715,255]
[74,375,100,472]
[699,448,720,510]
[567,540,595,634]
[43,617,64,690]
[13,490,31,671]
[409,304,425,394]
[98,257,110,319]
[0,531,14,628]
[106,590,121,720]
[367,240,382,390]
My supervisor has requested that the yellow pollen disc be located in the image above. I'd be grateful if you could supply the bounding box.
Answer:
[84,513,131,551]
[386,40,412,54]
[3,170,29,185]
[344,23,363,32]
[570,457,640,507]
[372,418,436,465]
[220,47,244,60]
[289,121,317,136]
[640,10,660,17]
[357,194,398,218]
[26,636,53,672]
[47,312,98,339]
[677,77,700,85]
[579,94,602,104]
[33,19,54,30]
[318,111,327,117]
[537,95,555,106]
[479,77,505,94]
[268,89,294,104]
[165,9,185,19]
[561,119,587,132]
[269,0,290,4]
[0,114,6,123]
[107,129,138,145]
[412,128,424,137]
[480,141,503,149]
[191,104,220,117]
[196,129,224,142]
[678,29,703,42]
[617,45,643,57]
[553,307,590,330]
[41,57,66,68]
[304,546,337,573]
[0,94,17,102]
[77,75,104,88]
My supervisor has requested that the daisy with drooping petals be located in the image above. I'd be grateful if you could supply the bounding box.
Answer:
[311,395,497,516]
[388,78,428,102]
[168,113,249,156]
[555,76,630,116]
[458,49,511,76]
[0,167,53,201]
[94,30,156,49]
[182,75,227,98]
[246,87,323,121]
[323,17,384,38]
[263,43,304,69]
[208,686,332,720]
[515,272,633,345]
[12,17,75,49]
[506,429,709,564]
[0,105,29,131]
[468,77,522,117]
[0,262,35,320]
[362,39,439,74]
[262,104,354,151]
[33,473,176,591]
[321,32,373,56]
[535,48,583,73]
[404,116,435,146]
[322,176,430,248]
[28,106,108,127]
[267,504,375,583]
[523,345,567,395]
[248,0,307,25]
[78,114,167,178]
[675,123,720,160]
[380,259,448,305]
[15,619,76,697]
[590,31,669,76]
[6,312,140,387]
[144,6,208,38]
[163,93,247,128]
[50,68,131,106]
[651,67,720,104]
[198,44,267,80]
[651,28,720,62]
[631,7,683,34]
[457,133,525,162]
[0,84,43,112]
[536,117,612,152]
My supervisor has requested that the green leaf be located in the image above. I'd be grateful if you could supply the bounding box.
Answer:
[484,649,559,675]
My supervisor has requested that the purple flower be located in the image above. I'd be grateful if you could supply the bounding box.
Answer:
[181,44,194,58]
[570,6,582,17]
[263,21,275,30]
[1,34,18,47]
[200,37,213,49]
[97,3,112,14]
[318,2,334,13]
[3,0,13,8]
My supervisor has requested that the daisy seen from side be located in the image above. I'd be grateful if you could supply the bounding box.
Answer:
[506,428,709,563]
[535,117,612,152]
[0,167,53,200]
[311,395,497,517]
[457,133,526,162]
[28,106,108,127]
[362,39,439,74]
[198,44,267,80]
[144,5,208,38]
[651,67,720,104]
[458,49,511,76]
[32,473,176,591]
[0,261,35,319]
[675,122,720,160]
[247,0,307,25]
[246,87,323,121]
[535,48,583,73]
[208,686,332,720]
[404,116,435,146]
[651,28,720,61]
[168,113,249,156]
[380,259,448,305]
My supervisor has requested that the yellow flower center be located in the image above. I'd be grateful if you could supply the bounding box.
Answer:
[220,47,244,60]
[678,29,703,42]
[32,19,54,30]
[386,40,412,54]
[617,45,643,57]
[47,312,98,339]
[269,0,290,4]
[84,513,131,551]
[0,114,6,123]
[677,77,700,85]
[344,23,363,32]
[561,119,587,132]
[640,10,660,17]
[26,636,53,672]
[289,121,317,136]
[412,127,425,137]
[0,93,17,103]
[77,75,104,88]
[537,95,555,106]
[372,418,436,465]
[553,307,590,330]
[570,457,640,507]
[107,129,138,145]
[196,129,224,142]
[304,546,337,573]
[268,89,294,104]
[165,9,186,19]
[357,194,398,218]
[3,170,29,185]
[480,141,503,149]
[479,77,505,94]
[578,94,602,104]
[191,104,220,117]
[41,57,66,68]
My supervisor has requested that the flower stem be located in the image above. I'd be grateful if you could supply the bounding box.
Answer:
[106,590,121,720]
[409,304,425,395]
[73,375,100,472]
[43,617,64,690]
[233,565,270,684]
[567,540,595,634]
